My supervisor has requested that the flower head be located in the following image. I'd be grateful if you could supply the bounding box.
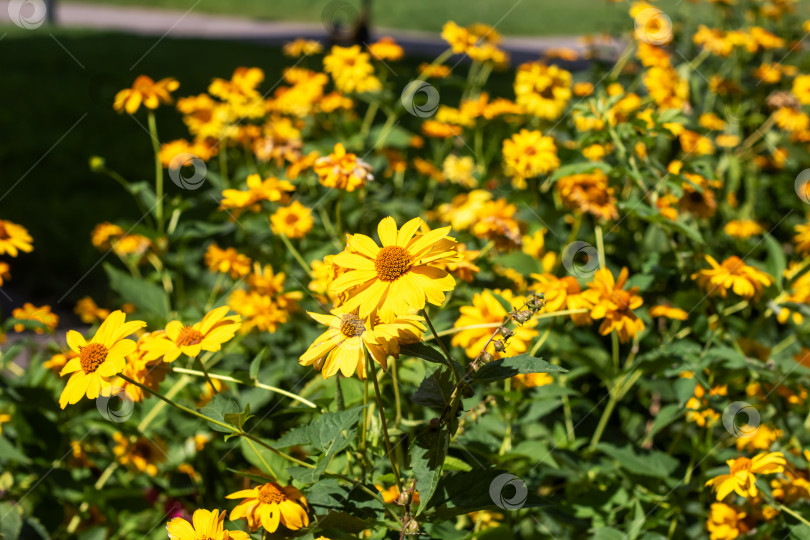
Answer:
[143,306,241,363]
[114,75,179,114]
[227,482,310,533]
[0,219,33,257]
[581,268,644,342]
[58,311,146,408]
[270,201,314,239]
[314,143,373,192]
[692,255,773,298]
[167,508,249,540]
[331,217,460,322]
[300,309,423,379]
[705,452,786,500]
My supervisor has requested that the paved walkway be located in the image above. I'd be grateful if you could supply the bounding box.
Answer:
[0,1,620,63]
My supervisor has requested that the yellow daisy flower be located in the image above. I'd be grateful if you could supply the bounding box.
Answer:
[0,219,33,257]
[692,255,773,299]
[299,309,424,379]
[113,75,179,114]
[227,482,310,533]
[331,217,460,321]
[167,508,250,540]
[143,306,241,363]
[112,432,167,476]
[58,310,146,408]
[705,452,786,500]
[270,201,314,239]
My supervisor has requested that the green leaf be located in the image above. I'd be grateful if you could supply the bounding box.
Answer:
[0,502,22,540]
[472,355,565,384]
[249,347,268,380]
[412,368,454,409]
[410,427,449,515]
[103,263,169,321]
[400,342,448,365]
[643,404,682,443]
[199,394,240,433]
[223,403,252,431]
[764,234,786,290]
[598,443,679,479]
[0,436,30,465]
[275,406,366,484]
[443,456,472,472]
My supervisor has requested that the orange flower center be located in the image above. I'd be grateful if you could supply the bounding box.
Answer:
[340,314,366,338]
[375,246,413,281]
[258,483,286,505]
[176,326,204,347]
[80,342,109,373]
[730,457,752,474]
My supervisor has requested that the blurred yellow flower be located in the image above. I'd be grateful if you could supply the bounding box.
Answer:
[12,303,58,334]
[705,452,786,500]
[314,143,373,192]
[113,75,178,114]
[270,201,314,239]
[205,243,251,278]
[0,219,33,257]
[692,255,772,298]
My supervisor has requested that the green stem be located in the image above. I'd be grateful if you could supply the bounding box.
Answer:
[367,354,402,493]
[278,233,312,277]
[195,355,218,394]
[777,503,810,527]
[118,374,311,468]
[171,367,318,409]
[588,393,618,451]
[595,224,606,269]
[146,111,164,233]
[421,309,462,383]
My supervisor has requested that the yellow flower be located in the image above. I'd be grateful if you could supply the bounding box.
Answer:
[331,217,459,322]
[0,261,10,286]
[581,268,645,343]
[158,139,214,168]
[112,432,167,476]
[471,199,523,250]
[0,413,11,435]
[442,155,477,188]
[114,331,169,402]
[649,304,688,320]
[418,63,451,78]
[502,129,560,183]
[12,303,58,334]
[227,482,310,533]
[300,309,423,378]
[440,22,508,64]
[91,222,124,250]
[270,201,314,239]
[724,220,763,239]
[793,74,810,105]
[143,306,241,363]
[220,174,295,215]
[0,219,33,257]
[573,82,594,97]
[514,62,572,120]
[774,107,810,132]
[706,503,748,540]
[451,290,538,359]
[513,372,553,388]
[705,452,786,500]
[692,255,773,299]
[323,45,381,94]
[314,143,373,191]
[283,38,323,57]
[74,296,111,324]
[530,274,591,325]
[113,75,179,114]
[58,311,146,408]
[205,243,252,278]
[167,508,250,540]
[368,36,404,61]
[736,424,782,452]
[557,170,618,221]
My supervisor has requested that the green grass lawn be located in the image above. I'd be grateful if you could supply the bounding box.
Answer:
[62,0,637,36]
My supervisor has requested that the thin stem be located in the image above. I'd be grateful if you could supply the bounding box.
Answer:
[367,354,402,493]
[278,233,313,277]
[588,393,618,452]
[118,374,311,468]
[172,367,318,409]
[195,355,218,394]
[421,309,461,383]
[595,224,606,269]
[391,357,402,425]
[146,111,164,233]
[244,437,277,478]
[777,503,810,527]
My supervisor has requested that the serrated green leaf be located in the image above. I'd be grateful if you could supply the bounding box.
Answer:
[199,394,240,433]
[410,427,449,515]
[412,368,454,409]
[472,355,565,383]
